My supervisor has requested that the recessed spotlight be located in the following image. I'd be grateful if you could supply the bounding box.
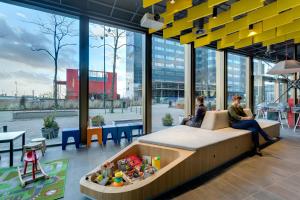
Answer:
[170,0,175,4]
[248,24,257,37]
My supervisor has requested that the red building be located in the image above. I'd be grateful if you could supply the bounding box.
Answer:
[66,69,117,100]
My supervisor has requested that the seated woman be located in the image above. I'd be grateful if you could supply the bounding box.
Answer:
[181,96,207,128]
[228,95,277,156]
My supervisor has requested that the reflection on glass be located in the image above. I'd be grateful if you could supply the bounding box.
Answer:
[0,2,79,150]
[152,36,185,132]
[227,53,247,107]
[195,47,216,111]
[88,22,144,137]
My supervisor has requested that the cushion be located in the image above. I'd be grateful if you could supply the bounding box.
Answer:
[139,125,250,151]
[201,110,230,130]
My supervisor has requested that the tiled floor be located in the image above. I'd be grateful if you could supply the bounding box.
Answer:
[1,128,300,200]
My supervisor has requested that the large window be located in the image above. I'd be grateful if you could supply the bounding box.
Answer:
[195,47,217,110]
[0,2,79,150]
[88,22,144,139]
[152,36,185,132]
[253,59,276,111]
[227,52,247,107]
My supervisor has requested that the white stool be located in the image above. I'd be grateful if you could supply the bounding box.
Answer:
[31,138,46,155]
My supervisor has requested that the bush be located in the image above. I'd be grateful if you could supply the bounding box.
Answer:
[43,115,59,129]
[162,113,173,126]
[91,115,105,127]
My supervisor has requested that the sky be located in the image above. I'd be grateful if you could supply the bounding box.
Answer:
[0,2,130,98]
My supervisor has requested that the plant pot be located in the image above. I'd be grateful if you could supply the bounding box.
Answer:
[41,127,59,139]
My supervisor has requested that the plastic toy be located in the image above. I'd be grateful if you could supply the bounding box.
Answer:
[112,171,124,187]
[152,156,161,170]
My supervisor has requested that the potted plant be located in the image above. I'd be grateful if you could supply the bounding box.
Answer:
[162,113,174,126]
[41,115,59,139]
[91,115,105,127]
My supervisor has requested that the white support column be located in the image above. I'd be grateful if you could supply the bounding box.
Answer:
[184,44,192,116]
[216,51,225,110]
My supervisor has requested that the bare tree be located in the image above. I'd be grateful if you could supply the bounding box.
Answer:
[29,15,76,108]
[91,26,134,113]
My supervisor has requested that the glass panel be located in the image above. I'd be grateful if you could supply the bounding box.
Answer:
[195,47,217,111]
[89,22,144,139]
[152,36,185,132]
[253,59,276,113]
[227,52,247,107]
[0,2,79,150]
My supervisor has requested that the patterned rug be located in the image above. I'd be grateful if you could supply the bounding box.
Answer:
[0,159,68,200]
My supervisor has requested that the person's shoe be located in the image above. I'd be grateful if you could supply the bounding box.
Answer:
[255,148,263,157]
[267,137,278,143]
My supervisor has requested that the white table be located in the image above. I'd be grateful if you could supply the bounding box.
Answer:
[0,131,25,166]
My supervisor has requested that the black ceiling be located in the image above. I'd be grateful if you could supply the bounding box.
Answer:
[4,0,299,62]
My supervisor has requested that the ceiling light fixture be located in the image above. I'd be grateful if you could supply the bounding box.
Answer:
[170,0,175,4]
[212,7,218,19]
[248,24,257,37]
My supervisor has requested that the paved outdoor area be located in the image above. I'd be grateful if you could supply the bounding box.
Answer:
[0,104,184,151]
[0,128,300,200]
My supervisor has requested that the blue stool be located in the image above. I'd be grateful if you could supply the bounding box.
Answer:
[129,122,143,136]
[102,125,118,145]
[117,124,133,143]
[62,128,80,150]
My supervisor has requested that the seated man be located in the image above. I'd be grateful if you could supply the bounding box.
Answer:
[228,95,277,156]
[181,96,207,128]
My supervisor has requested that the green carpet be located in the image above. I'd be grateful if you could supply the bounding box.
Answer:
[0,159,68,200]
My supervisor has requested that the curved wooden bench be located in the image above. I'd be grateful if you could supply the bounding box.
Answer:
[80,110,280,200]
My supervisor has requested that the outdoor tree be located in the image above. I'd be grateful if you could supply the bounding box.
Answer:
[91,26,134,113]
[29,15,76,108]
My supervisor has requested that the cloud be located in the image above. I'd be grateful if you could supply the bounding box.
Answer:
[16,12,26,19]
[0,17,78,71]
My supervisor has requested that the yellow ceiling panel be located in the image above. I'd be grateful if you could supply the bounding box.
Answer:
[247,2,277,25]
[217,32,240,49]
[225,17,248,34]
[262,36,286,46]
[163,18,193,39]
[210,28,226,41]
[295,37,300,44]
[277,19,300,36]
[160,13,174,25]
[208,11,232,29]
[143,0,162,8]
[253,29,276,44]
[263,10,295,31]
[186,2,212,22]
[234,37,253,49]
[262,31,300,46]
[208,0,228,8]
[194,36,210,48]
[180,32,197,44]
[165,0,193,16]
[277,0,300,12]
[230,0,264,18]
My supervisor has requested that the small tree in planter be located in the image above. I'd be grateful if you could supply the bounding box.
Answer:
[162,113,174,126]
[91,115,105,127]
[41,115,59,139]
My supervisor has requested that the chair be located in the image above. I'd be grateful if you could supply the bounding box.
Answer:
[31,138,46,155]
[62,128,80,150]
[87,127,102,147]
[102,125,118,145]
[117,124,133,143]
